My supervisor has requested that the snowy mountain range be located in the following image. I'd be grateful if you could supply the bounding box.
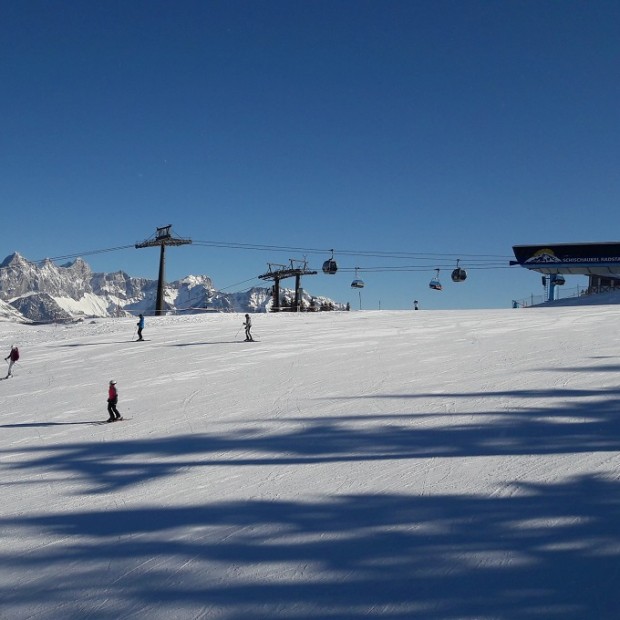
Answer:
[0,253,342,323]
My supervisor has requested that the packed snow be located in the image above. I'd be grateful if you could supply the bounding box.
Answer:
[1,307,620,619]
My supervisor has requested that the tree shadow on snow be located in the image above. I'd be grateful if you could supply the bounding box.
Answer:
[55,341,136,347]
[0,421,102,428]
[0,475,619,618]
[3,385,620,495]
[548,364,620,373]
[337,385,620,400]
[4,385,620,616]
[172,341,242,347]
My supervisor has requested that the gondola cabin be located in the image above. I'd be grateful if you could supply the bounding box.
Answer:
[429,278,442,291]
[322,250,338,275]
[451,267,467,282]
[351,267,364,289]
[451,259,467,283]
[322,259,338,275]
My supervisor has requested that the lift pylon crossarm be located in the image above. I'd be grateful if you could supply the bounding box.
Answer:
[260,263,288,276]
[258,267,317,282]
[135,225,192,249]
[258,268,317,281]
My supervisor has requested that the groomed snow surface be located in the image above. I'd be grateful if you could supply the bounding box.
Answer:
[2,308,620,619]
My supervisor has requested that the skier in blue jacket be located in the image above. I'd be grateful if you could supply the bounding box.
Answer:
[137,314,145,341]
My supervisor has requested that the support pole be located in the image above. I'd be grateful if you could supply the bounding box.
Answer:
[548,277,556,302]
[155,244,166,315]
[273,279,281,312]
[294,273,301,312]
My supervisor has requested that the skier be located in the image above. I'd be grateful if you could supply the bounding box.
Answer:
[107,380,123,422]
[243,314,254,341]
[4,344,19,378]
[414,300,419,311]
[136,314,145,341]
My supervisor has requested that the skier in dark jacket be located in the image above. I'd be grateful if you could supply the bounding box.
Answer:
[137,314,145,341]
[107,380,123,422]
[4,344,19,378]
[243,314,254,341]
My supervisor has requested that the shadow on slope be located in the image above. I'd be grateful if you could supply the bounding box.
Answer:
[1,476,619,619]
[173,341,242,346]
[55,341,136,347]
[0,421,105,428]
[343,385,620,400]
[2,386,620,493]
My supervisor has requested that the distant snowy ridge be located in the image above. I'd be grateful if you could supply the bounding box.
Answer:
[0,253,343,323]
[0,298,31,323]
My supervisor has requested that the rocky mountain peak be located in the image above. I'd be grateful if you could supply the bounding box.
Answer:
[0,251,28,268]
[0,253,344,323]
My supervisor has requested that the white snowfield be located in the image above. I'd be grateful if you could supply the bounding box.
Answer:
[1,308,620,619]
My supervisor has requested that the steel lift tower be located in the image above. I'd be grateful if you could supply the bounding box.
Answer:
[258,259,317,312]
[136,225,192,315]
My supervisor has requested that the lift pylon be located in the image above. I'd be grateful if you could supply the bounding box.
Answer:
[135,225,192,315]
[258,259,317,312]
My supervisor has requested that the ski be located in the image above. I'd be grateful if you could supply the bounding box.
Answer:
[92,417,129,425]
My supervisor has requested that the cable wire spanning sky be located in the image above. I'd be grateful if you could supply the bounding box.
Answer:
[3,1,619,309]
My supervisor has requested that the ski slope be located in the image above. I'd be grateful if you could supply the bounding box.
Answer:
[1,308,620,619]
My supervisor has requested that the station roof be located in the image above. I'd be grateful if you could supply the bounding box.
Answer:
[512,242,620,276]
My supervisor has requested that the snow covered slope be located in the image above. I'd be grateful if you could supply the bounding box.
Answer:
[1,307,620,618]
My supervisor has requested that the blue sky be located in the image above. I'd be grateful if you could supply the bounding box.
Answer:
[2,0,619,310]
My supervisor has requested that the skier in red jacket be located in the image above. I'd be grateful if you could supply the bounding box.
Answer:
[107,380,123,422]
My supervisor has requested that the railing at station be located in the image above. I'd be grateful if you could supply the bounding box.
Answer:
[512,284,600,308]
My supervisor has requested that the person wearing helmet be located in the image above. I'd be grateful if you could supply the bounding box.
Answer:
[107,380,122,422]
[243,314,254,342]
[4,344,19,378]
